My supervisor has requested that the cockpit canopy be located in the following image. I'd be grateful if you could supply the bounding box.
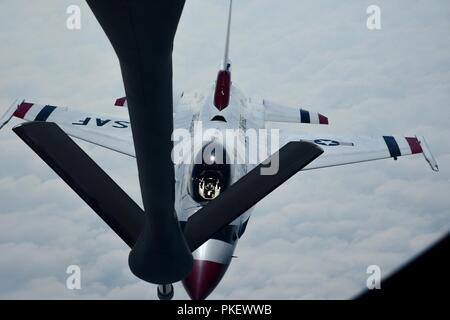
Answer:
[189,142,231,203]
[198,174,222,200]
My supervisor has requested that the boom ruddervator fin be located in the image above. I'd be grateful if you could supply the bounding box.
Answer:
[183,141,324,252]
[13,122,144,248]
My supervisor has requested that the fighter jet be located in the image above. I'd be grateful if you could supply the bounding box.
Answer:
[0,0,438,300]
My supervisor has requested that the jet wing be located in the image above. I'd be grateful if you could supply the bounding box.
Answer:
[7,100,135,156]
[278,129,439,172]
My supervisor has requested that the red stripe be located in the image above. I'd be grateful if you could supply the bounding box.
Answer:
[405,137,423,154]
[115,97,126,106]
[13,102,34,119]
[318,113,329,125]
[182,260,228,300]
[214,70,231,111]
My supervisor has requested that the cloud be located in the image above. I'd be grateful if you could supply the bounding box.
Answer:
[1,0,450,299]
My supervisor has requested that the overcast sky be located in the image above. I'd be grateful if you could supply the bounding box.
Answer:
[1,0,450,299]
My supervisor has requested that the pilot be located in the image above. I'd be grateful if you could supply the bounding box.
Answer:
[189,142,231,203]
[198,176,221,200]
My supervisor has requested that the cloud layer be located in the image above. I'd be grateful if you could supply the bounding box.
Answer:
[1,0,449,299]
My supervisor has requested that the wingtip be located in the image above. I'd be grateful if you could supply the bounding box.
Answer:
[0,98,21,130]
[418,136,439,172]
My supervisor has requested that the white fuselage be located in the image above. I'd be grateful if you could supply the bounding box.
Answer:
[174,83,264,299]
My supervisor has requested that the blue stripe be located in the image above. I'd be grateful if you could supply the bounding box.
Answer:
[383,136,401,158]
[34,105,57,122]
[300,109,310,123]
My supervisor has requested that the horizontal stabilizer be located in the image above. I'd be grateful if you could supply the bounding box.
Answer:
[418,135,439,172]
[115,97,127,107]
[0,99,20,130]
[13,122,144,248]
[263,100,328,125]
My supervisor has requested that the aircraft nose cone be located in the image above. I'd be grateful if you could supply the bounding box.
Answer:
[182,260,228,300]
